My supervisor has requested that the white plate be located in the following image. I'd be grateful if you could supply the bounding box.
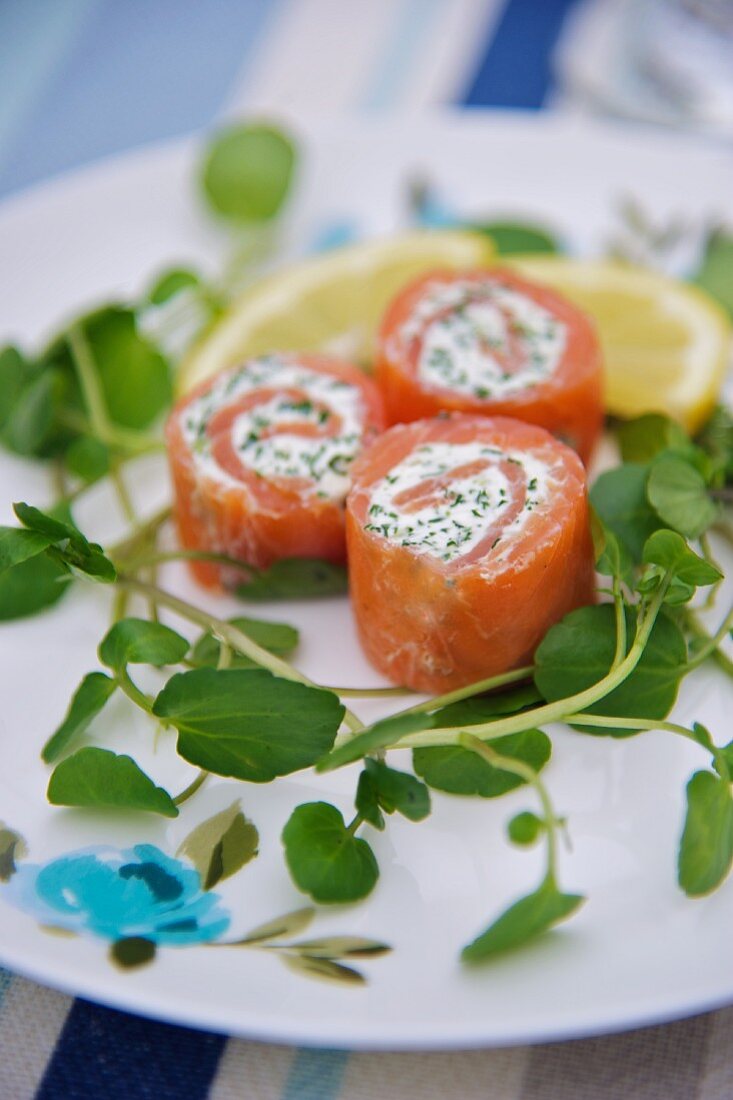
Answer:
[1,113,732,1050]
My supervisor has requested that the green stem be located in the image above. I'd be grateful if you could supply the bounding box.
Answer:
[459,733,560,882]
[713,520,733,550]
[700,532,723,610]
[108,506,172,561]
[684,603,733,674]
[563,713,701,743]
[66,326,163,456]
[566,712,730,780]
[173,769,208,807]
[146,559,160,624]
[67,327,112,440]
[612,578,626,669]
[397,666,534,718]
[52,460,70,501]
[398,580,670,751]
[321,685,412,698]
[115,574,364,733]
[110,464,139,531]
[111,587,129,626]
[117,668,154,714]
[346,812,363,837]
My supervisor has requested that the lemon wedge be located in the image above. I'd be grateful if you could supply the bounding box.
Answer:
[178,230,495,393]
[510,257,731,433]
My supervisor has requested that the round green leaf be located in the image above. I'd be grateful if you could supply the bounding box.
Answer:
[190,615,299,670]
[153,669,343,783]
[64,436,110,482]
[99,618,189,671]
[507,811,543,846]
[642,529,721,587]
[413,730,551,797]
[616,415,690,463]
[0,553,70,621]
[590,463,660,562]
[282,802,379,903]
[201,123,296,222]
[473,221,561,255]
[147,267,202,306]
[647,455,717,539]
[47,747,178,817]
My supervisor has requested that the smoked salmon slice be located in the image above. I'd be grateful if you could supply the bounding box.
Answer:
[346,414,595,693]
[166,353,386,587]
[376,268,604,462]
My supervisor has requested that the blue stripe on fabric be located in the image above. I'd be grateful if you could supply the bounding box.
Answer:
[36,999,227,1100]
[461,0,582,108]
[281,1048,350,1100]
[0,968,12,1008]
[0,0,278,198]
[360,0,445,109]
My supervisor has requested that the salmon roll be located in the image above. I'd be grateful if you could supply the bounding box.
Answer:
[376,268,603,462]
[346,414,595,693]
[166,353,386,587]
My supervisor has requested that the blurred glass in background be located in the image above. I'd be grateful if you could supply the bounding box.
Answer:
[559,0,733,137]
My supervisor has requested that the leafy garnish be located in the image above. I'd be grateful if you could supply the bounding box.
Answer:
[99,618,189,671]
[41,306,171,432]
[640,530,721,602]
[616,414,690,464]
[356,759,430,824]
[190,615,299,670]
[0,552,70,621]
[0,526,54,573]
[647,455,718,539]
[201,123,296,223]
[534,605,686,735]
[47,747,178,817]
[462,880,584,963]
[42,672,117,763]
[237,558,348,600]
[413,730,551,797]
[507,811,544,846]
[590,464,660,561]
[153,669,344,782]
[473,221,561,255]
[694,228,733,316]
[147,267,203,306]
[318,711,431,772]
[678,771,733,896]
[14,502,116,582]
[5,152,733,986]
[282,802,379,904]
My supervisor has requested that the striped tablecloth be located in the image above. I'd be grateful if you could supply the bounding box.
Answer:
[1,2,732,1097]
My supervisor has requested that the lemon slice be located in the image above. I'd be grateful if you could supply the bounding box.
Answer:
[178,230,495,393]
[509,257,731,433]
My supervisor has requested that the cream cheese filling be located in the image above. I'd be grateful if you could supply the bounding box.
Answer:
[364,441,552,563]
[397,280,567,399]
[182,355,367,501]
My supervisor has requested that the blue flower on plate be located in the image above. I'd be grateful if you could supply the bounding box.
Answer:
[1,843,230,946]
